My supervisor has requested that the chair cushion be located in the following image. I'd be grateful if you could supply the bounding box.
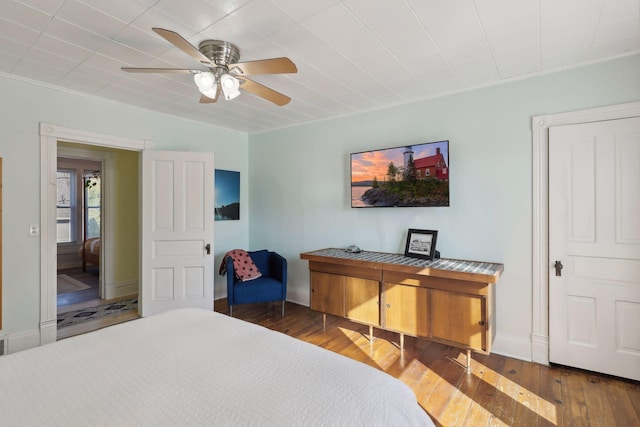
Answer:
[233,276,284,304]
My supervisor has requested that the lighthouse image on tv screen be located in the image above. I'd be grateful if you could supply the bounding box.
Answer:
[351,140,449,208]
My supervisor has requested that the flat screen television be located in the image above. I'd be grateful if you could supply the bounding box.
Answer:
[351,140,449,208]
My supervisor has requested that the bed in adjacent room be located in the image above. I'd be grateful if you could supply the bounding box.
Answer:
[80,236,101,271]
[0,308,434,426]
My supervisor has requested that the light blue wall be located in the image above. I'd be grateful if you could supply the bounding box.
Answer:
[0,74,249,340]
[248,53,640,360]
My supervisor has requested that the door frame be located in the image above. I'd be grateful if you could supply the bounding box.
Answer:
[531,101,640,364]
[39,123,152,345]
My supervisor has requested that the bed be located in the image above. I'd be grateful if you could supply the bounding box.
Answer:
[0,308,434,426]
[80,236,101,271]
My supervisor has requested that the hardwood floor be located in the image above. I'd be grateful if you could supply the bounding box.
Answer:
[214,299,640,427]
[57,266,100,307]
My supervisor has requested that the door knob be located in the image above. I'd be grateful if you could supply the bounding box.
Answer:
[205,243,211,255]
[554,260,563,277]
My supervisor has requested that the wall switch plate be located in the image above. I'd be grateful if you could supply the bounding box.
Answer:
[29,224,39,236]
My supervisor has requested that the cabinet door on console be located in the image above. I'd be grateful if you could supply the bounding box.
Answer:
[431,290,486,351]
[382,283,429,338]
[345,277,380,326]
[310,271,344,317]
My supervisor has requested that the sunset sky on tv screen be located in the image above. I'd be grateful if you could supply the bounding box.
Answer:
[351,140,448,183]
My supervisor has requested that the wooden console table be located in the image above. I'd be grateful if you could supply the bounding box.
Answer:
[300,248,504,369]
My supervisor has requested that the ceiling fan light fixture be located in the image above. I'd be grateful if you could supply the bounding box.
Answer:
[220,73,241,100]
[194,71,215,91]
[194,71,218,99]
[201,86,219,100]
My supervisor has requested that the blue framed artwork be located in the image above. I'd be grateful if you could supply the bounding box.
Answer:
[215,169,240,221]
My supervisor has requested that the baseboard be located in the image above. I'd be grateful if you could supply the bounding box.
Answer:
[531,333,549,365]
[105,279,138,300]
[490,332,533,362]
[5,328,41,354]
[286,287,309,307]
[214,283,227,300]
[40,319,57,346]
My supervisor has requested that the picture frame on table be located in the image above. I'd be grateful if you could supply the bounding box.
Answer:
[404,229,438,261]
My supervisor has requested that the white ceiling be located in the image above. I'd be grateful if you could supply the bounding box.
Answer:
[1,0,639,134]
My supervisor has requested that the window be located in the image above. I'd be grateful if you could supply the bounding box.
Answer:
[56,160,101,245]
[56,170,75,243]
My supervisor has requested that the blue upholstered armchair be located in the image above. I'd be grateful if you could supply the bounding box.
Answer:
[226,250,287,316]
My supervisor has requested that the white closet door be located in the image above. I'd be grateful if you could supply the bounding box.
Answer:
[549,117,640,381]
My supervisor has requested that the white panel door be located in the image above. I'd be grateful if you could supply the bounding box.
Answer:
[141,151,214,317]
[549,117,640,381]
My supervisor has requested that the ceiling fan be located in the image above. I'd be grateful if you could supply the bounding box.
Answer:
[121,28,297,106]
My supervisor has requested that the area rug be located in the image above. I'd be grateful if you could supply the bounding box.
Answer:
[57,297,138,328]
[57,274,91,294]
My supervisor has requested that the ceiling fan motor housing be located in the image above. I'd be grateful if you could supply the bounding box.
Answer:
[198,40,240,68]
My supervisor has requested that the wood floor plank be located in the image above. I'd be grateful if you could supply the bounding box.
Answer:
[412,342,457,413]
[627,382,640,426]
[417,347,465,421]
[216,299,639,426]
[584,374,615,425]
[488,356,523,425]
[561,367,590,425]
[511,358,540,426]
[536,364,564,427]
[460,352,507,426]
[604,376,640,427]
[438,359,485,427]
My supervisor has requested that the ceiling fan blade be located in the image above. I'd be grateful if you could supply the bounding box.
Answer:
[199,82,221,103]
[230,58,297,75]
[200,94,216,104]
[237,77,291,106]
[121,67,196,74]
[152,28,212,66]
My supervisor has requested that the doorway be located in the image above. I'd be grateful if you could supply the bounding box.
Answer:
[40,124,147,345]
[55,143,140,339]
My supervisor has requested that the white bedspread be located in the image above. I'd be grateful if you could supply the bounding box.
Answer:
[0,308,434,426]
